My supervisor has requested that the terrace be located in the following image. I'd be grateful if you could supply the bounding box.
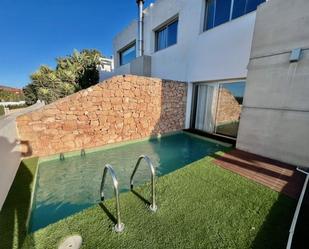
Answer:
[0,73,308,249]
[1,1,309,248]
[0,131,308,249]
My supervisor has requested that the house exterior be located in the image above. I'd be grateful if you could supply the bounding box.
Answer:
[112,0,265,136]
[109,0,309,168]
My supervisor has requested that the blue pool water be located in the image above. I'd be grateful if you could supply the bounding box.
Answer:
[29,132,226,232]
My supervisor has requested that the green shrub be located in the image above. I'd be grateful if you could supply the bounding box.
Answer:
[24,49,102,105]
[0,89,24,102]
[0,106,5,116]
[7,104,27,110]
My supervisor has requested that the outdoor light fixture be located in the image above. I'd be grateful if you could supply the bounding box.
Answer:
[290,48,302,62]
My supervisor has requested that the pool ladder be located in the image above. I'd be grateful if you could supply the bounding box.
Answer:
[99,155,157,233]
[100,164,124,233]
[130,155,157,212]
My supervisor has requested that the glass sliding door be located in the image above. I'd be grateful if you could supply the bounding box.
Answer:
[191,80,246,139]
[214,82,245,138]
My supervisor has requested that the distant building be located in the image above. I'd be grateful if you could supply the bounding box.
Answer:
[97,57,114,81]
[0,85,24,104]
[0,85,23,95]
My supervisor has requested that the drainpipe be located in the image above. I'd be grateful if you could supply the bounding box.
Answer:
[136,0,144,57]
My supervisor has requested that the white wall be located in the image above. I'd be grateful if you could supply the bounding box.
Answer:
[0,101,25,106]
[112,63,131,76]
[99,71,114,81]
[187,13,256,82]
[113,0,256,83]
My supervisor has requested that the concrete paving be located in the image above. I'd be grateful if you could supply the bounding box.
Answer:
[0,102,44,210]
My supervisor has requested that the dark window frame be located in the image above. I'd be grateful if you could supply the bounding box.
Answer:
[118,41,136,66]
[203,0,265,32]
[190,80,246,139]
[203,0,213,31]
[155,17,179,52]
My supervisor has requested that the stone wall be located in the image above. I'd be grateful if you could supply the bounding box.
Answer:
[16,75,187,157]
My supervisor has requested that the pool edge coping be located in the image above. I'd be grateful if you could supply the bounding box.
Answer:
[26,158,40,233]
[182,131,232,148]
[38,130,232,164]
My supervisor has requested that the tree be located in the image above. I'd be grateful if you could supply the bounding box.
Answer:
[23,84,37,105]
[23,49,103,105]
[57,49,101,89]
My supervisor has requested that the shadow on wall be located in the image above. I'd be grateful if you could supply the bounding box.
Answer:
[150,79,187,136]
[0,137,34,249]
[149,78,187,156]
[211,151,307,249]
[113,79,187,211]
[19,140,33,158]
[96,78,188,228]
[16,75,188,157]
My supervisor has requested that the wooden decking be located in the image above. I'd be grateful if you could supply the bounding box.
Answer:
[214,149,305,199]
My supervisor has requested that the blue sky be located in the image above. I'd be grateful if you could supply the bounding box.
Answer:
[0,0,151,88]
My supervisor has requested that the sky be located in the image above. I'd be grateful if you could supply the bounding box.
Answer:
[0,0,151,88]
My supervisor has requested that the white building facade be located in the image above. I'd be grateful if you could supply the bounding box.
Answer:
[98,57,115,81]
[112,0,266,141]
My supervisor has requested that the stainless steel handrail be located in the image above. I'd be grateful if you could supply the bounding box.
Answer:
[100,164,124,233]
[130,155,157,212]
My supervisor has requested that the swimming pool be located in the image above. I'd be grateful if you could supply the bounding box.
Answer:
[28,132,228,232]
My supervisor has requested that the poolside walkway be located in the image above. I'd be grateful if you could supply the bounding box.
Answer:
[0,102,44,210]
[214,149,305,199]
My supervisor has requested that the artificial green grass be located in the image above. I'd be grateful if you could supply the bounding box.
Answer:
[0,157,38,249]
[1,153,297,249]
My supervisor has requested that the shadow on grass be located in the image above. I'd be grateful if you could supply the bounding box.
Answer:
[250,181,309,249]
[131,189,151,206]
[98,188,152,226]
[98,203,117,224]
[0,158,37,249]
[211,150,306,249]
[250,194,296,249]
[291,187,309,249]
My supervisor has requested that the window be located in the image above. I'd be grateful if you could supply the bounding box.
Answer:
[232,0,265,19]
[204,0,265,31]
[215,81,245,137]
[119,42,136,66]
[155,18,178,51]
